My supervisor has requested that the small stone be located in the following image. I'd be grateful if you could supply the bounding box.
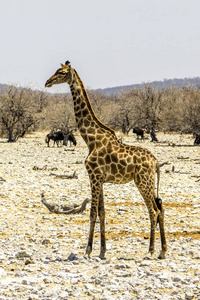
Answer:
[68,253,78,261]
[15,251,32,259]
[42,239,51,245]
[114,263,130,269]
[139,260,152,266]
[59,291,69,298]
[25,259,34,265]
[185,292,194,300]
[43,277,53,284]
[192,277,199,284]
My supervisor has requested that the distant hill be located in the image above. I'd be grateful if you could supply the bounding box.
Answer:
[97,77,200,96]
[1,77,200,96]
[0,83,10,91]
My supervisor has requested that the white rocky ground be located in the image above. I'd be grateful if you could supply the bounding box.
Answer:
[0,131,199,300]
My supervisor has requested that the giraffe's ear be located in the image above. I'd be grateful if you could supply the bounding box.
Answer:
[60,63,64,67]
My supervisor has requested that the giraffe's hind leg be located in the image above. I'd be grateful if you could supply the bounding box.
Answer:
[135,177,159,257]
[155,198,167,259]
[147,198,159,256]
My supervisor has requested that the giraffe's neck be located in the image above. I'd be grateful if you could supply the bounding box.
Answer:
[69,69,117,150]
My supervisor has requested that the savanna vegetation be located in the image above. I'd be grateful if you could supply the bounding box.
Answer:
[0,83,200,142]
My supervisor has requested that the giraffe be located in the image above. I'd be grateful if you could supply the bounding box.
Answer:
[45,61,167,259]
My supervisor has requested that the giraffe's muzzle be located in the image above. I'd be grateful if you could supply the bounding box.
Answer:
[45,79,53,87]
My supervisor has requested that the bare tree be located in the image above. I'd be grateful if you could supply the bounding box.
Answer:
[108,90,138,133]
[180,87,200,133]
[0,86,45,142]
[41,92,75,132]
[160,86,200,133]
[132,84,163,130]
[110,86,162,134]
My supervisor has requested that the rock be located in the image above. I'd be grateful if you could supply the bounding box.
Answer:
[114,263,130,269]
[42,239,51,245]
[185,292,194,300]
[43,277,53,284]
[15,251,32,259]
[67,253,78,261]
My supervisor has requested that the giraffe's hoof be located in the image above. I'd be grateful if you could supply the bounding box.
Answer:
[85,245,92,258]
[149,250,155,256]
[158,250,166,259]
[99,254,106,260]
[99,249,106,260]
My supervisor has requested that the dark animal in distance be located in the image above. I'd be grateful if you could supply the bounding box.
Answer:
[63,131,77,147]
[150,128,158,142]
[133,127,144,139]
[45,130,76,147]
[194,133,200,145]
[45,131,64,147]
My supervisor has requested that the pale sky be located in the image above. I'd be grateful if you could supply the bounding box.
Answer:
[1,0,200,93]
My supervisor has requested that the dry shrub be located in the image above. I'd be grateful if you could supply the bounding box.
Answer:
[0,84,199,141]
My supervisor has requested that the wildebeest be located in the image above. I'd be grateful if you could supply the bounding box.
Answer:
[194,133,200,145]
[45,130,77,147]
[133,127,144,139]
[63,131,77,146]
[45,131,64,147]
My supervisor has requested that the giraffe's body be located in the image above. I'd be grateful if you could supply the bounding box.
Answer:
[45,61,167,259]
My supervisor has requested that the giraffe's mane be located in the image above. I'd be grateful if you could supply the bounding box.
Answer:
[73,68,116,137]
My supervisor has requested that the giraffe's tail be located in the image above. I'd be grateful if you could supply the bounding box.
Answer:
[156,161,160,199]
[155,161,163,224]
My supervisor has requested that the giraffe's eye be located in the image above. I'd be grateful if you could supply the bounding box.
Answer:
[60,71,66,75]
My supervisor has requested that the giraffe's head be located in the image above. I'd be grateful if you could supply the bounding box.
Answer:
[45,61,73,87]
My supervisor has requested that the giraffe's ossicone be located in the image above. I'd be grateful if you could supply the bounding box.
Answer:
[45,61,167,259]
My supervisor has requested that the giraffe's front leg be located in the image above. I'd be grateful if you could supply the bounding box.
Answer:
[85,177,103,258]
[98,188,106,259]
[85,205,97,258]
